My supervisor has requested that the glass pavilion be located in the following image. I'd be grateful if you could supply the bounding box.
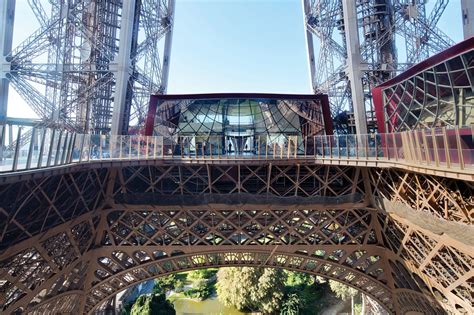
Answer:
[145,93,333,156]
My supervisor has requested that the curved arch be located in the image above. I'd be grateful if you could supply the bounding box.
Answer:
[26,290,83,314]
[85,249,395,314]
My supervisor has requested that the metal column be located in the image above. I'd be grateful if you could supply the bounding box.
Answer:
[302,0,317,93]
[342,0,368,135]
[462,0,474,39]
[160,0,175,94]
[0,0,15,125]
[111,0,138,135]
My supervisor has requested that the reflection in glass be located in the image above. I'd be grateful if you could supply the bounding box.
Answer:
[148,96,333,156]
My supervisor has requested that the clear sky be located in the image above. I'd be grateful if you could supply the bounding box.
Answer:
[167,0,311,94]
[7,0,465,118]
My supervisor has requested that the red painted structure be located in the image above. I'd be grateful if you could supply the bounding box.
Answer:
[145,93,333,136]
[373,36,474,133]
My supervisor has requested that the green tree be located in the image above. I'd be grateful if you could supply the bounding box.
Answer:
[329,280,358,301]
[280,293,301,315]
[285,271,313,287]
[216,267,286,314]
[329,280,359,315]
[130,295,149,315]
[154,274,177,293]
[130,293,175,315]
[188,269,216,281]
[216,267,261,311]
[184,280,213,300]
[252,268,285,314]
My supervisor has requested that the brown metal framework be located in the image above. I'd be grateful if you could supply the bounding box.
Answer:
[373,37,474,133]
[0,162,472,314]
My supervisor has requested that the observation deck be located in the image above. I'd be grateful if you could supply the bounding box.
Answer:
[0,91,473,315]
[0,125,472,182]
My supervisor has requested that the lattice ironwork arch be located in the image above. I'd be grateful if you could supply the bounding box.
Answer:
[88,250,391,314]
[86,249,448,315]
[1,164,472,314]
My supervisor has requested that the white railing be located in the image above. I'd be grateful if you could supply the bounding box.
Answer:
[0,124,472,174]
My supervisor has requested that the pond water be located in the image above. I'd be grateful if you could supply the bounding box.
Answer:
[173,298,249,315]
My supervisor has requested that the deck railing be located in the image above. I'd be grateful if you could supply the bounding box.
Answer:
[0,124,472,174]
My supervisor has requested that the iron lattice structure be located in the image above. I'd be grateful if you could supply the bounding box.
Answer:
[303,0,455,133]
[1,0,174,135]
[0,162,472,314]
[1,1,473,314]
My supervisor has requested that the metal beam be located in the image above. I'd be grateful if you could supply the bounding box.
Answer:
[160,0,175,94]
[342,0,368,135]
[5,117,41,126]
[462,0,474,39]
[302,0,317,93]
[111,0,138,135]
[0,0,15,124]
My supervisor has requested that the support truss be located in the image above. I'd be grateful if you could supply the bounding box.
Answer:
[302,0,455,131]
[2,0,175,134]
[0,163,472,314]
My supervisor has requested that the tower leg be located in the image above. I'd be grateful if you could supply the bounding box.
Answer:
[462,0,474,39]
[342,0,368,135]
[0,0,15,125]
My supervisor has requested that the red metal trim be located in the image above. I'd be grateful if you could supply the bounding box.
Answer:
[372,87,385,133]
[377,36,474,89]
[144,93,334,136]
[372,36,474,133]
[321,94,334,135]
[144,95,158,136]
[149,92,330,101]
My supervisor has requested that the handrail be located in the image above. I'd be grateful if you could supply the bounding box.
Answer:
[0,125,472,175]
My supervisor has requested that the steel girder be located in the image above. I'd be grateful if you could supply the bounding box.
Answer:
[2,0,174,135]
[302,0,455,131]
[0,162,472,314]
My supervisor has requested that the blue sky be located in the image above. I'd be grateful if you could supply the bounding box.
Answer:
[7,0,465,118]
[167,0,311,94]
[167,0,464,94]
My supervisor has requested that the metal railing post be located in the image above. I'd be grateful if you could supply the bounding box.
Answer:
[137,136,141,160]
[99,135,103,161]
[442,127,451,168]
[161,137,164,158]
[26,128,36,169]
[313,135,316,158]
[355,134,359,159]
[346,135,349,159]
[413,131,423,162]
[47,129,56,167]
[392,133,398,161]
[37,129,47,167]
[146,136,149,159]
[431,129,440,167]
[329,135,333,159]
[120,136,123,159]
[364,134,369,159]
[374,133,378,160]
[12,127,22,171]
[0,124,5,162]
[383,133,389,161]
[265,138,268,160]
[79,134,86,163]
[455,126,464,170]
[61,133,69,164]
[421,129,430,165]
[67,133,76,163]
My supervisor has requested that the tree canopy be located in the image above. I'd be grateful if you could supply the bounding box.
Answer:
[329,280,359,301]
[216,267,285,314]
[130,293,175,315]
